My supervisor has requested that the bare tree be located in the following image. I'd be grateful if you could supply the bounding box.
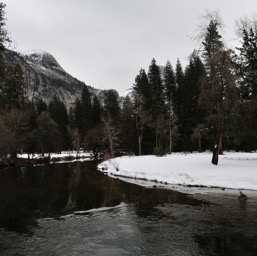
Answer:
[191,123,207,152]
[134,109,150,156]
[167,111,179,154]
[235,14,257,38]
[101,113,119,158]
[0,109,32,160]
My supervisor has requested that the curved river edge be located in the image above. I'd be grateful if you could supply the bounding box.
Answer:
[98,168,257,203]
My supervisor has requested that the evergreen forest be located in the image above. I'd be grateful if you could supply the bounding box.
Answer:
[0,4,257,165]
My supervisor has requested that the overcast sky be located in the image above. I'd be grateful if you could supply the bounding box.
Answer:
[4,0,257,95]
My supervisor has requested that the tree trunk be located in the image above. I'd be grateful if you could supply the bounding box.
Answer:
[106,125,113,158]
[211,96,224,165]
[211,129,222,165]
[218,136,223,154]
[158,117,164,149]
[101,115,115,158]
[109,132,114,158]
[198,136,202,153]
[155,117,159,148]
[212,144,219,165]
[135,116,144,156]
[138,134,142,156]
[169,125,172,154]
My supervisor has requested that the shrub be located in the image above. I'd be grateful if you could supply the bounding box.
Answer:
[153,147,166,157]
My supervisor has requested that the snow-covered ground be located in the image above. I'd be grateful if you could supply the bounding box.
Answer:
[98,152,257,191]
[18,151,92,163]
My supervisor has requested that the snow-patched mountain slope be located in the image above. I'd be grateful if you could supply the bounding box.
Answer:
[5,49,122,109]
[4,49,85,108]
[22,50,67,77]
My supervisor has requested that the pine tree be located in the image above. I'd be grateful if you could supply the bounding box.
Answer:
[236,28,257,98]
[92,95,102,127]
[72,86,93,145]
[163,61,176,104]
[148,58,165,150]
[37,111,61,155]
[233,22,257,150]
[81,85,93,134]
[175,59,184,121]
[170,59,184,151]
[2,64,27,110]
[120,95,136,153]
[163,60,178,153]
[103,90,120,122]
[181,52,206,151]
[48,96,69,149]
[132,68,150,155]
[201,18,236,164]
[148,58,164,112]
[73,98,84,142]
[102,90,121,156]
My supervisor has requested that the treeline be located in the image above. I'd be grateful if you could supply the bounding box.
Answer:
[131,14,257,164]
[1,3,257,165]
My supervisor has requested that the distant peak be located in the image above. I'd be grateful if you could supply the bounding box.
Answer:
[22,49,51,62]
[22,49,50,56]
[22,49,66,73]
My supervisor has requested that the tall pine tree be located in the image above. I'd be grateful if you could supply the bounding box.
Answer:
[234,22,257,150]
[92,95,102,127]
[2,64,27,110]
[120,96,136,153]
[163,60,178,153]
[148,58,165,149]
[48,96,69,149]
[81,85,93,134]
[132,68,150,155]
[181,52,206,151]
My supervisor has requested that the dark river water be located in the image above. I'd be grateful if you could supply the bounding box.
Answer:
[0,162,257,256]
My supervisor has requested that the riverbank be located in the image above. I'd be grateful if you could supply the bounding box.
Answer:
[98,151,257,191]
[0,151,92,168]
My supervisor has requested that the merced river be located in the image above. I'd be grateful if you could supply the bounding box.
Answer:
[0,162,257,255]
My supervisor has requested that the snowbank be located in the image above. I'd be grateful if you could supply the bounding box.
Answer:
[18,151,92,163]
[98,152,257,190]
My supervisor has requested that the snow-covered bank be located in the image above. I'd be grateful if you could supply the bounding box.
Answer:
[18,151,92,163]
[98,152,257,191]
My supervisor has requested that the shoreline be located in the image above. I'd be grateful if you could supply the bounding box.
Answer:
[0,150,96,169]
[98,152,257,191]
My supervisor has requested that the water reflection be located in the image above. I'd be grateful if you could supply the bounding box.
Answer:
[0,162,257,255]
[0,162,203,233]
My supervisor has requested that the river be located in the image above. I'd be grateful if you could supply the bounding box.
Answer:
[0,162,257,255]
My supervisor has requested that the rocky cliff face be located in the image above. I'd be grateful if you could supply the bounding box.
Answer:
[5,50,118,109]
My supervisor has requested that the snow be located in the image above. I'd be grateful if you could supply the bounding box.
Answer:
[17,151,257,191]
[18,150,92,163]
[97,152,257,191]
[22,49,48,63]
